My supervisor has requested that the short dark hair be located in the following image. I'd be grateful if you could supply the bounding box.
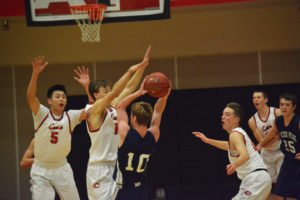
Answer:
[279,93,297,106]
[253,90,268,99]
[89,80,111,101]
[47,84,67,98]
[226,102,244,125]
[131,101,153,126]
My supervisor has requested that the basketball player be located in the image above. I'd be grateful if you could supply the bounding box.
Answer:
[193,102,271,200]
[111,78,171,200]
[20,138,35,168]
[248,90,283,199]
[74,46,152,200]
[257,93,300,200]
[27,56,86,200]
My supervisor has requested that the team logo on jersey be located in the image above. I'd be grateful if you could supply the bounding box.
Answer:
[262,125,272,134]
[94,183,100,188]
[244,191,252,196]
[49,123,63,130]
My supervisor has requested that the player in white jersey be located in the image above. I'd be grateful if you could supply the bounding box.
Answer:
[27,56,86,200]
[248,91,283,200]
[73,46,151,200]
[193,102,271,199]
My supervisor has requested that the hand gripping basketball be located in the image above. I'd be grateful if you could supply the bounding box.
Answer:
[144,72,171,98]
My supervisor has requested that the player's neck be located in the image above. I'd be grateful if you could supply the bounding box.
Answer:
[258,105,269,117]
[227,124,239,134]
[283,112,295,125]
[50,108,63,116]
[134,125,148,138]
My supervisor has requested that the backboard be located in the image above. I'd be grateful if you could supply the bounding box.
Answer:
[24,0,170,26]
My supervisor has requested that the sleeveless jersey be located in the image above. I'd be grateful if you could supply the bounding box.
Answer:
[275,114,300,161]
[253,107,280,150]
[228,127,266,180]
[33,104,81,168]
[85,104,119,164]
[115,128,156,185]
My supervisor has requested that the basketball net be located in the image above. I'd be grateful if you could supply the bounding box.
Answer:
[70,4,107,43]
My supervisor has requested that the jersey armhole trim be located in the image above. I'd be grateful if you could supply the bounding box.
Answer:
[34,114,49,133]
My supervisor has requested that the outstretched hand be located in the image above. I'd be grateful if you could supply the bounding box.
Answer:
[192,132,210,144]
[31,56,48,75]
[73,66,90,87]
[129,45,151,73]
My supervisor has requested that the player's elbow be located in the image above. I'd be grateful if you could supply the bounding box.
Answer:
[20,161,26,168]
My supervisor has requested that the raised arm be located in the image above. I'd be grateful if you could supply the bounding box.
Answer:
[148,86,171,142]
[20,138,35,168]
[27,56,48,115]
[88,63,144,130]
[112,45,151,107]
[73,66,94,103]
[226,132,249,175]
[192,132,228,151]
[117,84,148,146]
[256,120,279,151]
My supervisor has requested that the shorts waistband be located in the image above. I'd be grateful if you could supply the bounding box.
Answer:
[88,160,116,167]
[117,181,144,189]
[250,168,267,174]
[34,159,67,169]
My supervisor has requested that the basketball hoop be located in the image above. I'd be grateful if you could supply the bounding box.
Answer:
[70,4,107,43]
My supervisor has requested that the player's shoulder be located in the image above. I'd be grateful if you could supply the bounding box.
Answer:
[274,107,281,116]
[248,115,255,124]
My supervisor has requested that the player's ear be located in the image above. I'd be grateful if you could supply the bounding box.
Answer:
[47,98,52,105]
[264,97,269,104]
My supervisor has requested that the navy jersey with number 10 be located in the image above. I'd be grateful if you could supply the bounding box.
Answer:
[115,128,157,186]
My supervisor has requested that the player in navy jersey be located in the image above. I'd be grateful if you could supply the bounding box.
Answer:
[111,78,171,200]
[257,93,300,200]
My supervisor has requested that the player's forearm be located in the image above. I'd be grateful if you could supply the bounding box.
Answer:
[111,69,134,97]
[20,158,34,168]
[118,90,143,110]
[232,153,249,169]
[259,129,277,147]
[125,66,146,92]
[206,139,228,151]
[154,97,168,114]
[84,86,94,103]
[27,73,39,103]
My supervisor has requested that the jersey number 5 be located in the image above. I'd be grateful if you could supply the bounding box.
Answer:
[126,153,150,173]
[50,131,59,144]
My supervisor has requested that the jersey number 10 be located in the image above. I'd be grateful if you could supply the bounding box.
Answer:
[125,153,150,173]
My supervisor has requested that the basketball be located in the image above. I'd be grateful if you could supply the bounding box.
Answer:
[144,72,170,98]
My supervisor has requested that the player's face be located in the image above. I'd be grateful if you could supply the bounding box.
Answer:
[221,107,239,132]
[252,92,267,110]
[48,91,67,114]
[279,98,296,117]
[94,86,111,100]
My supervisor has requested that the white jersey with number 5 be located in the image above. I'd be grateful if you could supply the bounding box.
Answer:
[33,104,81,168]
[228,127,266,180]
[85,104,119,164]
